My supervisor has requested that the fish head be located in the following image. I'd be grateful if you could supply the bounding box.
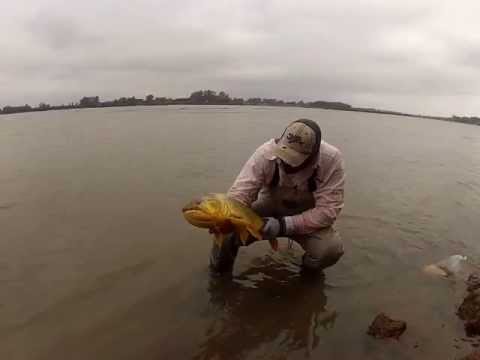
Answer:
[182,194,261,241]
[182,198,213,228]
[182,194,226,229]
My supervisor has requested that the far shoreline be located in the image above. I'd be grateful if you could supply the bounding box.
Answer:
[1,90,479,127]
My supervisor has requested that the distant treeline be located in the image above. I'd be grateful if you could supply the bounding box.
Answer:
[1,90,479,126]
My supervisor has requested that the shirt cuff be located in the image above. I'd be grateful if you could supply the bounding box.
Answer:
[283,216,296,235]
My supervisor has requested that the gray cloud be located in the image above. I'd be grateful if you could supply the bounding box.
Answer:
[1,0,479,115]
[28,14,96,50]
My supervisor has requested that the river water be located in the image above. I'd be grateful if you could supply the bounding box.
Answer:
[0,105,479,359]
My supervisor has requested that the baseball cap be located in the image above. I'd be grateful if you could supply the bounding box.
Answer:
[273,121,317,167]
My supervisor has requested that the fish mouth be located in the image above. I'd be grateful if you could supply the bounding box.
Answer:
[181,199,202,213]
[183,209,216,228]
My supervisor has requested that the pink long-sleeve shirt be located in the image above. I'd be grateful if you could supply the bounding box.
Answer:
[227,139,345,235]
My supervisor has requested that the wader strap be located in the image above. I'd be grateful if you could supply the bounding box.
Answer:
[269,161,280,188]
[307,167,318,192]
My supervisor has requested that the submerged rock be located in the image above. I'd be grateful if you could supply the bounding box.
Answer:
[367,313,407,339]
[423,264,449,277]
[461,350,480,360]
[423,255,468,277]
[458,289,480,321]
[457,273,480,337]
[467,273,480,292]
[465,319,480,337]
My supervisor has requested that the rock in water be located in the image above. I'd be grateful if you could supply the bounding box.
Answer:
[461,350,480,360]
[458,289,480,321]
[423,264,449,277]
[367,313,407,339]
[467,273,480,292]
[423,255,468,277]
[457,274,480,337]
[465,319,480,337]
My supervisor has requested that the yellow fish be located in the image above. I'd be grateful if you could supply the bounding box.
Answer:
[182,193,278,250]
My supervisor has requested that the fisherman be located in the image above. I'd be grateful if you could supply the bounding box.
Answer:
[210,119,345,276]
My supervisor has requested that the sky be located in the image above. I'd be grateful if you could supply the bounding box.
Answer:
[1,0,480,116]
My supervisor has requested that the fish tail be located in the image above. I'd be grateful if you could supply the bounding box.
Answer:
[247,228,263,241]
[214,233,225,247]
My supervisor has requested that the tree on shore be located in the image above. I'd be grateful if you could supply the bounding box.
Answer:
[79,96,100,108]
[145,94,154,104]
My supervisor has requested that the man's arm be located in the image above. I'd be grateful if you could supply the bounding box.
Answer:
[284,153,345,235]
[227,148,268,207]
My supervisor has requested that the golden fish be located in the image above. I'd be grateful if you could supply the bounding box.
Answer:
[182,193,278,250]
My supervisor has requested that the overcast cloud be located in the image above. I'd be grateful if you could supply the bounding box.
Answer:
[1,0,480,116]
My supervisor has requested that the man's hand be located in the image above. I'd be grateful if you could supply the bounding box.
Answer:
[262,217,281,240]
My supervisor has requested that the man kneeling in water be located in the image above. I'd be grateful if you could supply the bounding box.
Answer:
[210,119,345,276]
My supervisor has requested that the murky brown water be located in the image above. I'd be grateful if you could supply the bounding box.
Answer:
[1,105,479,359]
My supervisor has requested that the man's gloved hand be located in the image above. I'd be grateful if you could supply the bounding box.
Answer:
[262,217,285,240]
[262,218,280,239]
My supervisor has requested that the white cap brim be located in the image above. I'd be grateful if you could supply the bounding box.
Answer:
[273,143,309,167]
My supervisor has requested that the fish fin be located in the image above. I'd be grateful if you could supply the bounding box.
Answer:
[230,218,248,229]
[237,227,250,245]
[269,238,279,251]
[246,227,263,241]
[214,233,225,248]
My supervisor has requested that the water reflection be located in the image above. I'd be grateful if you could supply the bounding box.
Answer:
[195,256,337,359]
